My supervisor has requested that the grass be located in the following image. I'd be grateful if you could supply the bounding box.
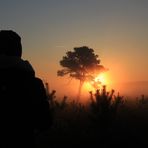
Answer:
[34,85,148,147]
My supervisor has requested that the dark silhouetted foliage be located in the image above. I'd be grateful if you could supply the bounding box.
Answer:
[35,86,148,147]
[57,46,107,99]
[89,85,124,132]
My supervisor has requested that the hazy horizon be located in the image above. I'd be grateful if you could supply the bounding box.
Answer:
[0,0,148,99]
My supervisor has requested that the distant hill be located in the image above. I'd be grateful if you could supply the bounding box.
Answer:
[111,81,148,98]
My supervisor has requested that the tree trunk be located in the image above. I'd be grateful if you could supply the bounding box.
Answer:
[77,80,84,101]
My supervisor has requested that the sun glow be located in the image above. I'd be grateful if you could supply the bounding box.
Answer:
[84,73,110,92]
[94,74,107,85]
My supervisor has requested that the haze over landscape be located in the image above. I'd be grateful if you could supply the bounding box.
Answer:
[1,0,148,98]
[1,1,148,147]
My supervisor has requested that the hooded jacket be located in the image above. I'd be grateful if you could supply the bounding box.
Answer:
[0,55,51,147]
[0,55,35,75]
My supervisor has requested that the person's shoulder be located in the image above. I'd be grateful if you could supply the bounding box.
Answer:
[34,77,43,82]
[34,77,44,85]
[32,77,46,91]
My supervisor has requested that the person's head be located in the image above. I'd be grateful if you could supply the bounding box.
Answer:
[0,30,22,57]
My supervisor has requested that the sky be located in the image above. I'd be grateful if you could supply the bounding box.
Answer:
[0,0,148,97]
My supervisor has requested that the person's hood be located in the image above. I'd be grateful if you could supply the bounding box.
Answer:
[0,55,35,76]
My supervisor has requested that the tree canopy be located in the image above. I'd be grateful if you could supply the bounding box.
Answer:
[57,46,107,98]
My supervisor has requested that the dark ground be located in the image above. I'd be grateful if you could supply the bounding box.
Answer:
[34,98,148,148]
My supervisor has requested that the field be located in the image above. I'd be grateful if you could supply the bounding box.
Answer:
[34,87,148,147]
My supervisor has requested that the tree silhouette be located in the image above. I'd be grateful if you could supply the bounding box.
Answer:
[57,46,107,99]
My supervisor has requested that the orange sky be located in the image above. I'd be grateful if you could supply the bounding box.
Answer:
[1,0,148,99]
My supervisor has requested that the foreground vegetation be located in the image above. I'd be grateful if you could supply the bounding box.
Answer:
[35,86,148,147]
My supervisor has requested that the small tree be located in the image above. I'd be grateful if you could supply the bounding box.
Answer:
[57,46,107,99]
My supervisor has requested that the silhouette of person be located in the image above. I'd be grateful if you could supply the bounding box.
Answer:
[0,30,52,147]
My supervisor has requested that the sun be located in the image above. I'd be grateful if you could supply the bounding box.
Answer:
[84,73,109,92]
[94,73,107,85]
